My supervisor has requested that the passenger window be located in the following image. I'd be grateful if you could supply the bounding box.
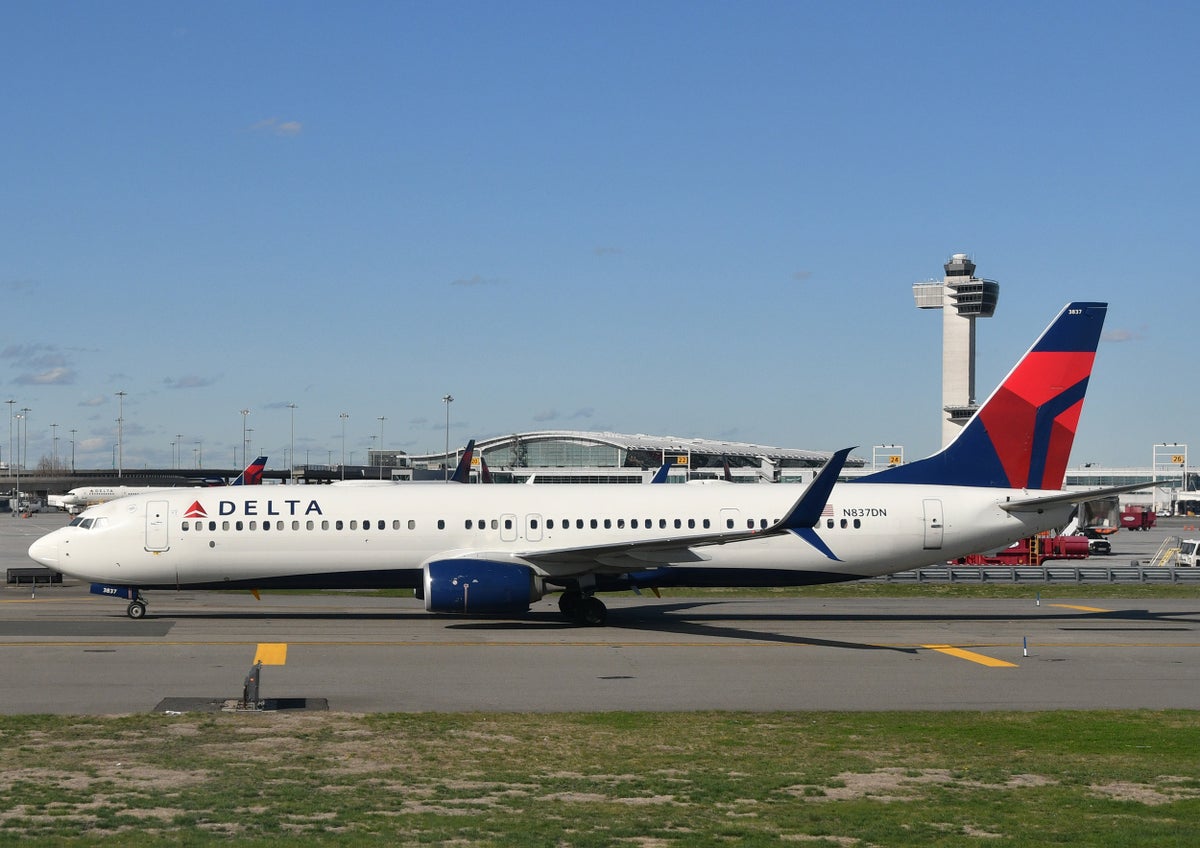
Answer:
[505,518,513,530]
[307,520,315,530]
[491,519,499,530]
[222,521,230,531]
[408,519,416,530]
[604,519,611,529]
[853,518,861,529]
[688,519,695,529]
[826,519,834,529]
[263,522,270,532]
[531,519,539,530]
[378,520,385,530]
[322,520,330,530]
[465,519,473,530]
[276,521,284,531]
[291,520,300,530]
[703,519,711,529]
[336,520,344,530]
[236,521,244,531]
[840,519,848,529]
[632,519,639,529]
[208,521,216,531]
[747,519,755,529]
[181,520,189,531]
[576,519,584,529]
[249,521,258,530]
[659,519,667,529]
[350,520,358,530]
[674,519,682,529]
[617,518,625,529]
[590,519,598,529]
[760,519,768,529]
[438,519,445,530]
[547,519,555,530]
[392,520,401,530]
[726,518,734,529]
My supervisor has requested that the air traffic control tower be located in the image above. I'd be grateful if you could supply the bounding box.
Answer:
[913,253,1000,447]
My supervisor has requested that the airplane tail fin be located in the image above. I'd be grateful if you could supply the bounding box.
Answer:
[858,302,1107,490]
[450,440,476,484]
[232,456,268,486]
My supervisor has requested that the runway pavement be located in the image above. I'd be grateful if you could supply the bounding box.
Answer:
[3,512,1199,715]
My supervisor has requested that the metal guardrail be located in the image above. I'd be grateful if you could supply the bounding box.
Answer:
[878,565,1200,584]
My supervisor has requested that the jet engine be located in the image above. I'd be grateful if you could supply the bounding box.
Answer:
[422,559,543,614]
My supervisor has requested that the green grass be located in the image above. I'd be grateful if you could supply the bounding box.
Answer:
[1,711,1197,846]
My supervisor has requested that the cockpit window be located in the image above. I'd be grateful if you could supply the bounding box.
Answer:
[69,517,84,527]
[79,518,94,529]
[92,517,109,530]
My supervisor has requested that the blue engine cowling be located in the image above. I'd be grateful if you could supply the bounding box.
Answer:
[423,559,542,614]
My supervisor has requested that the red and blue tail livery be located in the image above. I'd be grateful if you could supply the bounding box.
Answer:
[857,302,1107,489]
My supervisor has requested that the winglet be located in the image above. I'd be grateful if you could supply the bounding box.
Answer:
[773,447,852,561]
[779,447,853,530]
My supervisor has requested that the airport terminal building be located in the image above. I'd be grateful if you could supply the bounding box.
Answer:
[369,430,864,484]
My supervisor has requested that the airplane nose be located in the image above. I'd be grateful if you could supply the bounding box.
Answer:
[28,533,59,568]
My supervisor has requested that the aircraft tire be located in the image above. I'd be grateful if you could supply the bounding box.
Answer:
[558,591,582,621]
[127,601,147,620]
[578,596,607,627]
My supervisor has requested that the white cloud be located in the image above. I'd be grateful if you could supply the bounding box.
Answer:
[250,117,303,137]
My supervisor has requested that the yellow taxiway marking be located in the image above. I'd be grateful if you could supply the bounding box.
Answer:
[253,643,288,665]
[1048,603,1112,613]
[922,644,1018,668]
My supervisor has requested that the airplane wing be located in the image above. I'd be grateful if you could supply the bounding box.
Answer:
[998,481,1156,513]
[468,448,853,577]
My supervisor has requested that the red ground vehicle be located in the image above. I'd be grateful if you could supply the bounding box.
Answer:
[1120,505,1157,531]
[955,534,1090,566]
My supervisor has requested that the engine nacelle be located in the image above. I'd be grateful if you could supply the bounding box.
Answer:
[423,559,543,614]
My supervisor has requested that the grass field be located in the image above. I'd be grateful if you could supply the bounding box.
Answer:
[2,711,1197,846]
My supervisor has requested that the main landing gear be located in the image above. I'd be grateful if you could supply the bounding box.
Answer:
[557,589,607,626]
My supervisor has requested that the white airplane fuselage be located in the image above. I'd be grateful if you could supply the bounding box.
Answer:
[29,480,1069,592]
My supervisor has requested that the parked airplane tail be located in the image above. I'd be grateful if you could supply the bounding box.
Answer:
[858,302,1107,489]
[231,456,268,486]
[450,440,476,484]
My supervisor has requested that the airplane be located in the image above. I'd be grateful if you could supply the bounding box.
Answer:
[50,456,267,514]
[29,302,1138,625]
[333,440,478,486]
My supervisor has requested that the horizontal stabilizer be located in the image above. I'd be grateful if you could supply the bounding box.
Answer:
[999,481,1155,513]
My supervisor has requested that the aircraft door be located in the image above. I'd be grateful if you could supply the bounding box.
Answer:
[525,514,543,542]
[145,500,170,552]
[922,499,944,550]
[500,513,518,542]
[719,508,741,532]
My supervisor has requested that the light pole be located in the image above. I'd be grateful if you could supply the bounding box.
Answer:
[70,428,76,474]
[115,391,126,478]
[13,412,23,507]
[288,403,297,483]
[5,400,13,480]
[20,408,30,478]
[240,409,250,469]
[339,413,350,479]
[51,423,58,469]
[378,416,386,480]
[442,394,454,481]
[246,428,254,465]
[176,434,183,469]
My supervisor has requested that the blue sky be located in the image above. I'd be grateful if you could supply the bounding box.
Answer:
[3,2,1198,472]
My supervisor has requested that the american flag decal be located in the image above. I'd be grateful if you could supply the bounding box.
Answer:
[821,504,834,517]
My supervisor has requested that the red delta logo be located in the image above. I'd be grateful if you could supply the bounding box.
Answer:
[184,501,207,519]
